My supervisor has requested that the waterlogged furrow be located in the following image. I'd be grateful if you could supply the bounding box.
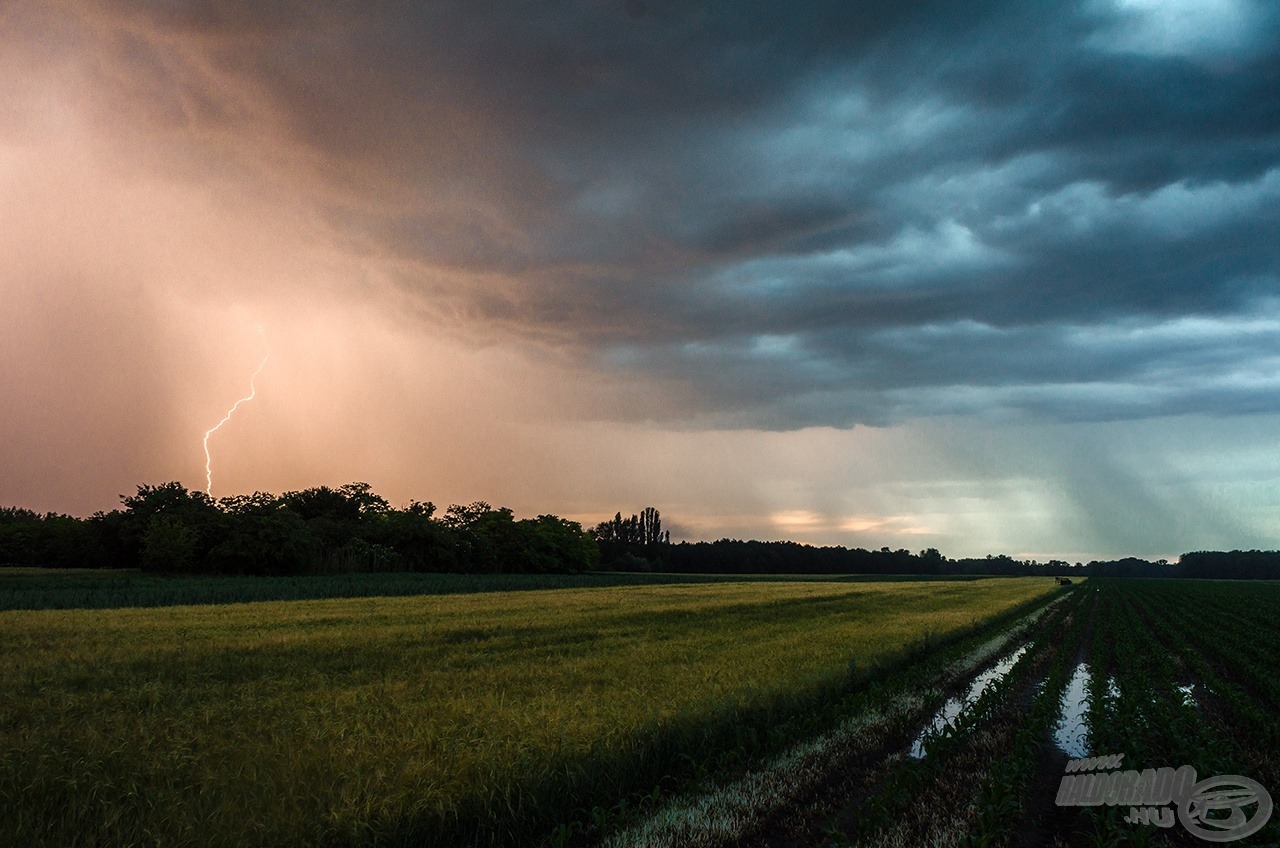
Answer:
[1043,582,1280,848]
[837,580,1276,848]
[851,589,1090,848]
[1053,662,1093,758]
[909,644,1029,759]
[603,597,1066,848]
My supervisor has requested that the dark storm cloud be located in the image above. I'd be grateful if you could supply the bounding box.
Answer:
[81,0,1280,426]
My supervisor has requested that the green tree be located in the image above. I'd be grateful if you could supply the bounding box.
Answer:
[206,508,320,575]
[140,516,199,573]
[591,507,670,566]
[120,483,219,567]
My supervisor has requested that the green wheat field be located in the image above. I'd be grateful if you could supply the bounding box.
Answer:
[0,574,1053,847]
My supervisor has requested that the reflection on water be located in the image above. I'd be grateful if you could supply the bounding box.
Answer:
[1053,662,1092,758]
[910,645,1029,759]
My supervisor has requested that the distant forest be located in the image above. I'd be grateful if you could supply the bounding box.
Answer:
[0,483,597,576]
[2,482,1278,579]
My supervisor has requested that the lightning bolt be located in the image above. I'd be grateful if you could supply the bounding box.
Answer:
[203,331,269,496]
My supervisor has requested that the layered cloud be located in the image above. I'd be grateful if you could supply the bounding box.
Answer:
[31,0,1277,427]
[3,0,1279,554]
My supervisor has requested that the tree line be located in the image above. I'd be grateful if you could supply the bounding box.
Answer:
[3,488,1279,579]
[589,516,1280,580]
[0,483,597,575]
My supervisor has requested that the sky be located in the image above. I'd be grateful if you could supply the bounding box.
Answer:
[3,0,1280,561]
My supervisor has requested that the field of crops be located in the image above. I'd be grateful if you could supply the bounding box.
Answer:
[617,579,1280,847]
[0,568,990,612]
[6,576,1272,848]
[0,575,1054,848]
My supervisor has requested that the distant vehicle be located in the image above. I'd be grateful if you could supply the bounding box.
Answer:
[1056,577,1073,585]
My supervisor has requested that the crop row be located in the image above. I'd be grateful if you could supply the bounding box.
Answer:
[598,586,1078,848]
[819,587,1090,847]
[1080,581,1279,847]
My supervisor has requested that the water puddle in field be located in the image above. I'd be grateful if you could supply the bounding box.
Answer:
[1053,662,1092,758]
[909,644,1029,758]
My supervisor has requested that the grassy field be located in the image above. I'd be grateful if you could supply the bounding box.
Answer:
[0,567,989,612]
[0,576,1056,847]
